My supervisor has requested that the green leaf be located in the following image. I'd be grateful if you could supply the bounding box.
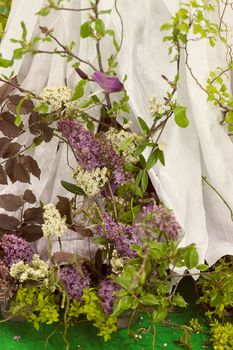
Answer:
[99,9,112,15]
[172,294,188,308]
[197,264,209,271]
[141,170,148,193]
[152,307,167,323]
[140,293,160,306]
[0,55,12,68]
[112,295,136,317]
[174,106,189,128]
[80,21,92,38]
[138,116,150,134]
[36,7,50,16]
[184,244,199,269]
[71,80,87,101]
[158,149,165,166]
[61,181,85,196]
[34,102,49,114]
[160,23,172,31]
[145,148,159,170]
[95,18,105,36]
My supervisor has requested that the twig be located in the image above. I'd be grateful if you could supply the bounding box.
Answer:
[202,176,233,221]
[54,7,92,12]
[0,77,38,98]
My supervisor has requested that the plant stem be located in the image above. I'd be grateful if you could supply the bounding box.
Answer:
[202,176,233,221]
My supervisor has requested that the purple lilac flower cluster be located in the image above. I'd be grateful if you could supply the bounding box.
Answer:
[58,118,128,186]
[57,118,105,170]
[60,265,90,301]
[1,234,35,267]
[142,204,181,240]
[98,279,120,314]
[97,214,139,258]
[0,260,14,302]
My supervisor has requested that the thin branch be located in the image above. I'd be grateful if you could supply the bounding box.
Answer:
[202,176,233,221]
[0,77,38,98]
[54,7,92,12]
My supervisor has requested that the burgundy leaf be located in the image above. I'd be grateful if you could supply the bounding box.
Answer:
[56,196,72,225]
[23,207,44,224]
[0,137,11,157]
[0,76,18,105]
[0,194,22,211]
[40,123,54,142]
[22,155,41,179]
[0,119,22,138]
[70,223,93,237]
[6,157,31,183]
[2,142,21,158]
[23,189,36,204]
[29,112,40,135]
[20,224,43,242]
[0,165,7,185]
[0,214,20,230]
[8,95,34,114]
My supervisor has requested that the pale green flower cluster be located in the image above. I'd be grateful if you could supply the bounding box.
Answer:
[105,127,139,164]
[10,255,50,287]
[73,166,108,196]
[65,100,80,116]
[42,203,68,237]
[110,249,125,274]
[149,96,167,116]
[39,86,72,111]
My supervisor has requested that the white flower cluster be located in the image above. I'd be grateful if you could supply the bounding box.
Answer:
[105,127,139,164]
[65,100,80,117]
[149,96,167,116]
[42,203,68,237]
[110,249,125,274]
[39,86,72,111]
[10,255,50,287]
[73,166,108,196]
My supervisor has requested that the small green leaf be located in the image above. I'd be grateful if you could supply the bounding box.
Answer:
[141,170,148,193]
[34,102,49,114]
[146,148,158,170]
[197,264,209,271]
[172,294,188,308]
[152,307,167,323]
[112,295,136,317]
[36,7,50,16]
[140,293,160,306]
[80,21,92,38]
[174,106,189,128]
[138,116,150,134]
[61,181,85,196]
[95,18,105,36]
[71,80,87,101]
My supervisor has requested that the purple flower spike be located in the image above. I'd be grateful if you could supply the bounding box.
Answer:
[92,71,124,93]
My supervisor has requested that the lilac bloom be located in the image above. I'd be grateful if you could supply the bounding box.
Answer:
[92,71,124,93]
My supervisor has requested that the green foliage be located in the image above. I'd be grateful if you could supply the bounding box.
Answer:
[10,286,59,330]
[197,258,233,318]
[68,288,117,341]
[0,0,11,40]
[210,320,233,350]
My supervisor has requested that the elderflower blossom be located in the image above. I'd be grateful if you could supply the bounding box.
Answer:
[72,165,108,196]
[42,203,67,237]
[39,86,72,111]
[65,100,80,117]
[105,127,139,164]
[149,96,167,116]
[110,250,125,274]
[10,255,50,288]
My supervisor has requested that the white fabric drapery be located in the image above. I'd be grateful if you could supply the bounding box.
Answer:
[0,0,233,265]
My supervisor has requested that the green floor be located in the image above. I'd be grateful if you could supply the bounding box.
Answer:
[0,306,211,350]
